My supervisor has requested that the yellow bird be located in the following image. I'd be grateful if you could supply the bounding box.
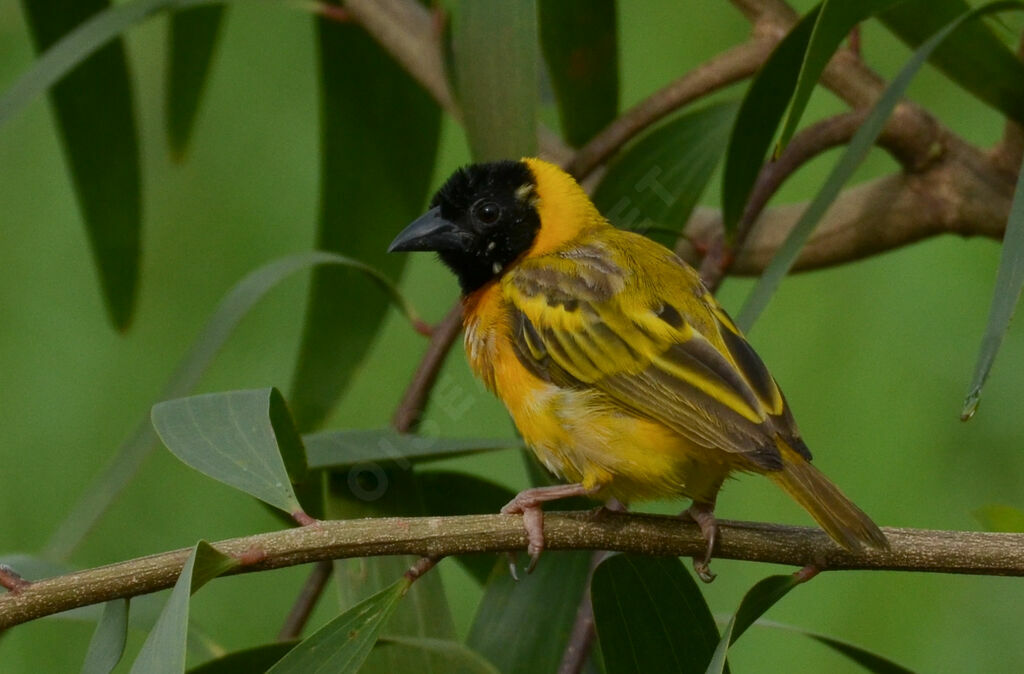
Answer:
[389,158,887,580]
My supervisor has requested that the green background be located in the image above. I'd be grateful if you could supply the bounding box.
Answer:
[1,1,1022,671]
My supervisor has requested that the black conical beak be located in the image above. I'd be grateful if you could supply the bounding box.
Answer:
[388,206,469,253]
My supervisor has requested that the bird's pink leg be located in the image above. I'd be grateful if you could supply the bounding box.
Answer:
[502,483,598,576]
[685,500,719,583]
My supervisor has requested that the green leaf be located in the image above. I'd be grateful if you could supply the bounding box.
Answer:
[20,0,141,329]
[538,0,618,147]
[591,554,720,674]
[166,5,225,157]
[45,250,418,560]
[592,101,738,247]
[706,575,800,674]
[152,388,305,515]
[290,21,441,431]
[721,7,819,235]
[304,429,518,470]
[777,0,902,152]
[267,578,409,674]
[962,148,1024,418]
[81,599,129,674]
[186,642,298,673]
[129,542,239,674]
[452,0,539,159]
[376,637,501,674]
[417,471,517,584]
[467,551,593,674]
[736,0,1024,332]
[879,0,1024,124]
[754,620,915,674]
[974,504,1024,532]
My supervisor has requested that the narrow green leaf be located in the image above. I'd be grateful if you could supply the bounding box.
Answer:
[129,542,239,674]
[737,1,1024,332]
[417,471,517,584]
[538,0,618,147]
[706,575,800,674]
[166,5,225,157]
[81,599,129,674]
[267,578,409,674]
[777,0,901,152]
[721,7,819,235]
[962,148,1024,418]
[20,0,141,329]
[45,251,419,560]
[152,388,305,514]
[880,0,1024,124]
[304,429,518,470]
[467,551,593,674]
[592,101,738,247]
[974,504,1024,532]
[376,637,501,674]
[290,21,441,431]
[591,554,720,674]
[325,471,459,674]
[186,641,298,673]
[754,620,915,674]
[452,0,539,159]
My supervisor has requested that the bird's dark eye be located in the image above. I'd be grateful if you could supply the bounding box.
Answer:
[473,200,502,225]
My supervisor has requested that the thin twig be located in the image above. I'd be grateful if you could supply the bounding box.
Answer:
[0,566,30,594]
[392,302,463,432]
[3,512,1022,631]
[557,550,610,674]
[277,560,333,641]
[568,39,774,180]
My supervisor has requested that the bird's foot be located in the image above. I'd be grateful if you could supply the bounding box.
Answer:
[685,501,719,583]
[500,483,597,578]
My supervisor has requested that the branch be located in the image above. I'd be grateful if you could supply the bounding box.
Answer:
[392,302,463,431]
[277,559,332,641]
[2,512,1022,630]
[568,38,775,180]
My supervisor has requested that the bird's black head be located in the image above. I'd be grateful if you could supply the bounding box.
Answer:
[388,160,540,294]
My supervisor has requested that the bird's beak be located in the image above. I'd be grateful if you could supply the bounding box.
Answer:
[388,206,469,253]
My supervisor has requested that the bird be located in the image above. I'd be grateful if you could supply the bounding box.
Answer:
[389,157,887,581]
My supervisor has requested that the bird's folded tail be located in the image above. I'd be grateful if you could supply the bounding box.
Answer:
[769,444,889,551]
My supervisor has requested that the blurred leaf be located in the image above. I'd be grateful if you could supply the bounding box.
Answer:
[417,471,517,584]
[538,0,618,146]
[974,504,1024,532]
[452,0,539,159]
[777,0,901,152]
[706,575,800,674]
[591,554,720,674]
[467,551,593,674]
[721,7,818,235]
[593,101,738,247]
[152,388,305,515]
[187,641,298,673]
[736,1,1024,332]
[81,599,129,674]
[326,470,459,674]
[46,251,418,560]
[290,21,441,432]
[879,0,1024,124]
[166,5,225,157]
[376,637,500,674]
[267,578,410,674]
[304,429,518,470]
[129,542,239,674]
[754,620,915,674]
[962,149,1024,418]
[20,0,141,329]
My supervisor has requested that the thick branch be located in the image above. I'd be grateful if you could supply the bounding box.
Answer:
[1,512,1022,630]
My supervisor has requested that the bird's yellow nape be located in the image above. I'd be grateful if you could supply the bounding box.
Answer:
[521,158,607,257]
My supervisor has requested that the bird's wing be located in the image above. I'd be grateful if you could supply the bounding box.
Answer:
[504,230,807,469]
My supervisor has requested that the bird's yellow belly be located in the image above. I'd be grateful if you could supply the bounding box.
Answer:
[491,353,732,504]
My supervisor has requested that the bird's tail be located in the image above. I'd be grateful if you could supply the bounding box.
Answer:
[769,444,888,551]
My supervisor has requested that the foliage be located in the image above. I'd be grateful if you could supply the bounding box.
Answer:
[1,0,1023,672]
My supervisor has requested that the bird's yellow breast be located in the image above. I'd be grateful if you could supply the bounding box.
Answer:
[462,281,734,504]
